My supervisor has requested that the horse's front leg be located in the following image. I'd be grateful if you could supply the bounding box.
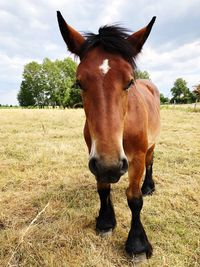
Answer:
[96,182,116,235]
[125,152,153,258]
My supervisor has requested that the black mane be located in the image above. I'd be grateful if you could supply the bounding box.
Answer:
[79,25,137,67]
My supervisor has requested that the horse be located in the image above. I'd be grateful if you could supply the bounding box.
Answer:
[57,11,160,258]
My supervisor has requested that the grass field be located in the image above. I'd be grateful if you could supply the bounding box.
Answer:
[0,107,199,267]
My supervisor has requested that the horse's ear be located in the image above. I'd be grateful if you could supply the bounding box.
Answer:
[128,16,156,55]
[57,11,85,56]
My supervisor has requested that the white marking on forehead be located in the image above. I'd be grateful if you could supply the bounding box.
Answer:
[99,59,110,75]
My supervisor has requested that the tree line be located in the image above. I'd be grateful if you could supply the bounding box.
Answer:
[17,58,199,107]
[161,78,198,104]
[17,58,81,108]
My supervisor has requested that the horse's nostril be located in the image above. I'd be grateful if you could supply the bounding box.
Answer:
[120,158,128,175]
[89,157,98,175]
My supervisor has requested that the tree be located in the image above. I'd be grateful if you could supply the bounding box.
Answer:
[170,78,194,104]
[67,86,82,107]
[54,58,78,108]
[18,62,41,106]
[193,84,200,102]
[135,70,150,79]
[17,80,36,106]
[18,58,78,108]
[160,93,169,104]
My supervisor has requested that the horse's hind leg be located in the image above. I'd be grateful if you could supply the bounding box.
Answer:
[96,182,116,235]
[141,145,155,196]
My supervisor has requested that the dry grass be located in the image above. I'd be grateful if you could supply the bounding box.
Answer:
[0,107,199,267]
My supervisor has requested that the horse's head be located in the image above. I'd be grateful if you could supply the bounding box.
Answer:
[57,12,155,183]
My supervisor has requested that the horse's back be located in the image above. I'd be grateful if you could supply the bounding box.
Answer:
[137,79,160,148]
[135,79,160,105]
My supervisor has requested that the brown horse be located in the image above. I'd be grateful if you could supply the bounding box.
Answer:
[57,11,160,258]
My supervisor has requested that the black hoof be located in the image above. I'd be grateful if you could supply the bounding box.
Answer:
[141,181,155,196]
[96,213,116,234]
[96,227,113,237]
[142,186,155,196]
[125,236,153,259]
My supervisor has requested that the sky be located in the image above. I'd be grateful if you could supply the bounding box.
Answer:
[0,0,200,105]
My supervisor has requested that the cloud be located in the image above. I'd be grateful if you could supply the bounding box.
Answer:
[0,0,200,104]
[123,0,200,49]
[97,0,125,25]
[137,40,200,96]
[0,52,43,105]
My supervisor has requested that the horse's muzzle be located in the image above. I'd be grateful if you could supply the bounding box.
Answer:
[89,156,128,183]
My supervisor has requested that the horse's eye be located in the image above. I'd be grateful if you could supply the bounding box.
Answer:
[125,79,134,90]
[73,80,83,90]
